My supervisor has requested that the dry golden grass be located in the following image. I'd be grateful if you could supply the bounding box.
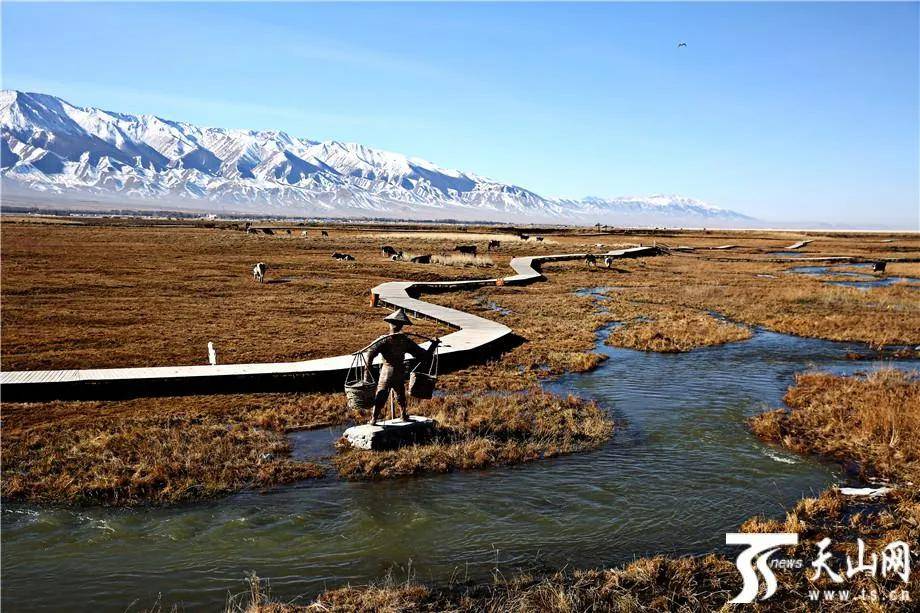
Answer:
[3,219,918,509]
[606,308,752,353]
[0,221,453,371]
[885,262,920,276]
[3,220,917,376]
[750,369,920,483]
[591,255,920,348]
[333,391,613,480]
[233,555,739,612]
[430,253,495,267]
[1,393,353,505]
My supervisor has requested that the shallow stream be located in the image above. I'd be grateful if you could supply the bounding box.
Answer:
[3,293,918,611]
[787,263,920,289]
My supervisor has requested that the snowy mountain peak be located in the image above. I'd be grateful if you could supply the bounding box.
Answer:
[1,90,754,225]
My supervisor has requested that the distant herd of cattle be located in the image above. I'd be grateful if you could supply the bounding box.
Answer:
[246,229,558,282]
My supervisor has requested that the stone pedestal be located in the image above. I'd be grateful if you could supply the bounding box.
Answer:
[342,416,437,451]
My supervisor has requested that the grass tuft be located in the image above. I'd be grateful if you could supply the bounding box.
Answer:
[333,391,613,480]
[750,368,920,482]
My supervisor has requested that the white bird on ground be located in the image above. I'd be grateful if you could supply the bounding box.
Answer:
[208,342,217,366]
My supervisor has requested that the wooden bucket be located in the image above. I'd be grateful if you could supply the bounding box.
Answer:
[345,381,376,410]
[344,353,377,410]
[408,344,439,399]
[408,371,436,399]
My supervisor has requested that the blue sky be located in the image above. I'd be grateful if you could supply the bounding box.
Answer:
[3,2,918,227]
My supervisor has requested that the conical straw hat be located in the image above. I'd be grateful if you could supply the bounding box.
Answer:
[383,308,413,326]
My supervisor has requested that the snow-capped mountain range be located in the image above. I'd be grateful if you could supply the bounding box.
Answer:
[1,90,754,224]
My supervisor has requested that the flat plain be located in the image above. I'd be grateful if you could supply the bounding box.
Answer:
[2,215,919,609]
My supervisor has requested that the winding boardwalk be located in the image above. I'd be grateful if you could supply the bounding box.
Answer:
[1,246,659,401]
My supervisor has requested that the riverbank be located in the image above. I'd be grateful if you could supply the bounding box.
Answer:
[2,389,612,505]
[333,392,613,480]
[1,392,345,505]
[231,369,920,612]
[750,369,919,483]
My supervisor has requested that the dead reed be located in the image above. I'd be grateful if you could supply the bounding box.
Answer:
[606,309,752,353]
[430,253,495,267]
[333,391,613,480]
[0,393,353,505]
[750,368,920,483]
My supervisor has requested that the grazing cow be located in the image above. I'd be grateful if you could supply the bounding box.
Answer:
[321,230,329,237]
[488,240,501,251]
[519,234,530,241]
[262,228,274,235]
[535,236,544,242]
[604,256,614,269]
[252,262,267,283]
[584,254,597,267]
[873,261,887,273]
[455,245,477,255]
[332,252,355,261]
[381,245,399,257]
[410,254,431,264]
[391,251,405,261]
[301,230,308,237]
[286,229,292,235]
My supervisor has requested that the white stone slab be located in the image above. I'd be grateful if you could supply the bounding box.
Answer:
[342,416,437,451]
[838,486,892,497]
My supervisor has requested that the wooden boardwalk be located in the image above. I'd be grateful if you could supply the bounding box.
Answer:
[1,246,659,400]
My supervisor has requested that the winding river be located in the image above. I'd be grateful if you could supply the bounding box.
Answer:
[4,298,916,610]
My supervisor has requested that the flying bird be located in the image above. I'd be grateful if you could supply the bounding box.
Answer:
[677,42,687,48]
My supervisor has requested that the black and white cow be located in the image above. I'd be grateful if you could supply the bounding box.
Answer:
[252,262,267,283]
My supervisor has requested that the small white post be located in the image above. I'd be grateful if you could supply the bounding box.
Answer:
[208,342,217,366]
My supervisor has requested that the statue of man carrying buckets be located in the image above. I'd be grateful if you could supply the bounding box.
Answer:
[363,308,440,425]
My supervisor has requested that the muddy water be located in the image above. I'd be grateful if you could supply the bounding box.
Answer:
[3,307,918,611]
